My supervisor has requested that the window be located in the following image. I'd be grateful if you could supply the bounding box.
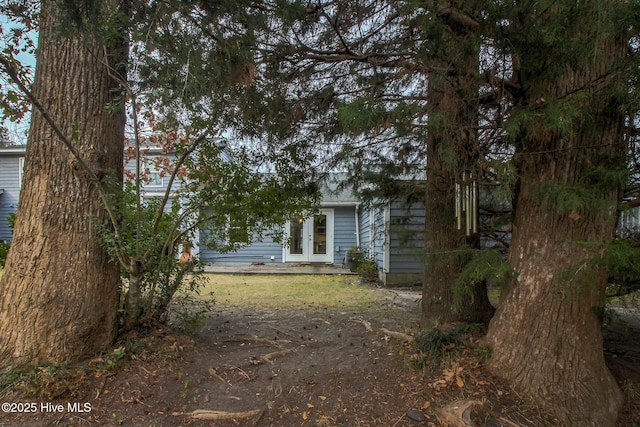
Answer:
[18,157,24,187]
[227,211,250,245]
[142,159,163,187]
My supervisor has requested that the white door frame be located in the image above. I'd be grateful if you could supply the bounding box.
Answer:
[283,208,334,263]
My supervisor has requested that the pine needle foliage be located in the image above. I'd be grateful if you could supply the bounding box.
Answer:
[602,239,640,296]
[452,250,510,314]
[415,323,484,362]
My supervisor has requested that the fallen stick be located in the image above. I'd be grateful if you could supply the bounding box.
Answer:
[262,348,293,364]
[267,325,298,340]
[178,408,263,420]
[379,327,415,343]
[246,334,291,347]
[350,317,373,332]
[208,367,229,384]
[232,366,251,381]
[351,318,414,343]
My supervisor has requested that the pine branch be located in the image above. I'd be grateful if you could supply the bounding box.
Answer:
[622,197,640,210]
[437,3,480,32]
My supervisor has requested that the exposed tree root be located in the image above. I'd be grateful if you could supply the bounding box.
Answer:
[438,400,524,427]
[438,400,483,426]
[351,317,414,342]
[247,334,292,346]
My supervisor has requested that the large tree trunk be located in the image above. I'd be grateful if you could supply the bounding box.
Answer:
[422,139,494,326]
[485,13,626,425]
[421,6,494,326]
[486,159,623,425]
[0,1,127,366]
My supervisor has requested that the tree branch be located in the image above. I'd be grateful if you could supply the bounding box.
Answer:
[0,54,128,266]
[142,133,208,262]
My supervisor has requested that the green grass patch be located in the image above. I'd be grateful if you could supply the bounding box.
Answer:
[200,274,388,311]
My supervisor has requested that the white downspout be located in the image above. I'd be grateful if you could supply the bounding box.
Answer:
[282,222,287,263]
[355,203,361,248]
[384,202,391,273]
[369,206,375,255]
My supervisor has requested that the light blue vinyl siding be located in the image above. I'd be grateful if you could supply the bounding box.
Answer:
[373,205,387,270]
[387,200,424,274]
[359,199,424,276]
[358,202,387,270]
[123,150,179,195]
[618,206,640,237]
[358,205,371,251]
[199,206,360,265]
[332,205,358,265]
[199,229,284,263]
[0,152,23,242]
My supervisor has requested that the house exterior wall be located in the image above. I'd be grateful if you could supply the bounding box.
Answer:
[4,142,640,284]
[358,199,424,287]
[358,205,371,252]
[199,205,359,266]
[199,229,284,263]
[385,200,424,286]
[123,149,178,195]
[618,207,640,237]
[379,203,390,272]
[0,149,24,242]
[331,205,358,265]
[359,203,387,271]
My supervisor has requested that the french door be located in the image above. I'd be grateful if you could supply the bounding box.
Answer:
[285,209,333,263]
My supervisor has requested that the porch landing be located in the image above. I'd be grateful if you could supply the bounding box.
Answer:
[203,262,356,275]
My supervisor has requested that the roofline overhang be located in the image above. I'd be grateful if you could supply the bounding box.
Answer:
[319,201,361,207]
[0,146,27,155]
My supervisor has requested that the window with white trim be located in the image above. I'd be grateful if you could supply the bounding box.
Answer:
[227,211,250,245]
[142,159,163,187]
[18,157,24,187]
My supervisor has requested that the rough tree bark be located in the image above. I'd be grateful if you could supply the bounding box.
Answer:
[422,138,494,327]
[421,5,494,327]
[486,147,624,425]
[0,0,127,366]
[485,18,626,426]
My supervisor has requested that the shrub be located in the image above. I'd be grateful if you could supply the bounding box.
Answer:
[346,247,379,282]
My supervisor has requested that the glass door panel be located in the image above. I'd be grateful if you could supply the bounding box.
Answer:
[313,214,327,255]
[289,217,304,255]
[284,209,333,263]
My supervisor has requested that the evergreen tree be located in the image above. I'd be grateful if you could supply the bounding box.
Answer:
[482,1,639,424]
[420,2,496,325]
[226,1,498,324]
[121,3,640,422]
[217,1,640,423]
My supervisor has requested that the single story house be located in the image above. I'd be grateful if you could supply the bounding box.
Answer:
[4,144,640,287]
[198,176,425,286]
[0,146,24,242]
[0,146,425,286]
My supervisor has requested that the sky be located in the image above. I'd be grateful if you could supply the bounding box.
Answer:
[0,14,37,145]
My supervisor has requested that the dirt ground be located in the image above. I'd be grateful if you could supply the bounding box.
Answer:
[1,282,639,427]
